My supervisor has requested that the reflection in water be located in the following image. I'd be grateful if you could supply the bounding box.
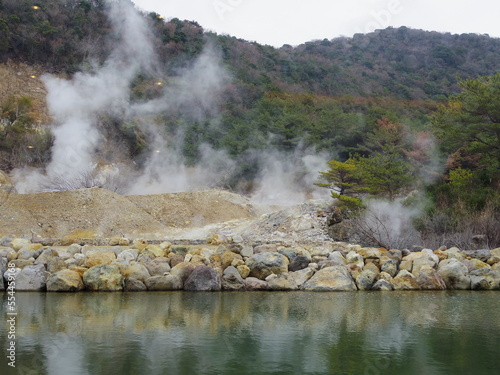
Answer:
[1,291,499,375]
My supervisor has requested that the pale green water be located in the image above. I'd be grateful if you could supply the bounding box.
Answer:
[0,291,499,375]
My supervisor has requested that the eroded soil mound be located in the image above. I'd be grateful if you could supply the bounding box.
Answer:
[0,188,256,240]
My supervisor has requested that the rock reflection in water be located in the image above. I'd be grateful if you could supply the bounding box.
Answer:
[1,291,499,375]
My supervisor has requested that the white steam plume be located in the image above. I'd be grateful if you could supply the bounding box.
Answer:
[250,147,330,206]
[43,0,156,180]
[12,0,332,208]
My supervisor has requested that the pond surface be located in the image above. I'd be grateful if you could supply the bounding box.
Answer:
[1,291,499,375]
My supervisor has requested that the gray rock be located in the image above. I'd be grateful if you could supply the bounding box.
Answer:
[47,257,67,273]
[380,259,399,277]
[268,273,299,291]
[170,262,195,282]
[327,251,347,265]
[145,257,171,276]
[0,236,12,247]
[67,244,82,256]
[470,269,496,290]
[170,246,189,257]
[117,249,139,262]
[318,260,342,270]
[124,278,147,292]
[301,266,357,291]
[17,249,38,260]
[0,257,6,291]
[184,265,221,291]
[0,247,16,260]
[228,243,243,254]
[291,267,315,287]
[3,267,21,281]
[278,249,297,262]
[289,255,309,272]
[83,265,124,291]
[309,245,332,258]
[356,270,377,290]
[34,248,59,265]
[136,250,156,264]
[145,275,183,290]
[416,266,447,290]
[246,252,289,280]
[371,279,393,291]
[391,270,419,290]
[122,262,150,282]
[254,244,278,253]
[437,258,471,290]
[412,257,436,277]
[346,251,364,268]
[222,266,246,291]
[244,277,269,291]
[10,238,30,251]
[240,246,254,258]
[388,249,403,261]
[422,249,439,265]
[16,264,48,291]
[47,269,84,292]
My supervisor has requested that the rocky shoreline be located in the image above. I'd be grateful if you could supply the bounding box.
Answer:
[1,235,499,292]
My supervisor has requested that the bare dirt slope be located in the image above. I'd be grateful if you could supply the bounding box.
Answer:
[128,190,254,229]
[0,188,256,240]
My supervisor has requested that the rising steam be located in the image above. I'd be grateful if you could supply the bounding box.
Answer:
[11,0,328,206]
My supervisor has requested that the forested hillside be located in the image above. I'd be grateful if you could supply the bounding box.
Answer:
[1,0,499,247]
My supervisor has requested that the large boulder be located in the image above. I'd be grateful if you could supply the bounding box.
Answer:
[34,248,59,265]
[462,258,491,273]
[144,257,171,276]
[327,251,347,266]
[416,266,447,290]
[124,278,147,291]
[83,265,123,291]
[16,264,48,291]
[391,270,419,290]
[10,238,31,251]
[47,269,85,292]
[246,252,289,280]
[221,250,243,269]
[470,269,497,290]
[222,266,246,291]
[47,258,67,273]
[84,250,116,268]
[170,262,195,283]
[254,244,277,254]
[412,257,436,277]
[437,258,471,290]
[184,265,221,291]
[145,275,183,290]
[244,277,269,291]
[268,273,299,291]
[301,266,357,291]
[356,269,377,290]
[371,279,393,291]
[291,267,315,287]
[346,251,364,268]
[380,259,399,277]
[121,262,150,282]
[288,255,310,272]
[117,249,139,262]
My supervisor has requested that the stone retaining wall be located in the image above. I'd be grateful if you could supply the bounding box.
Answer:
[1,236,499,292]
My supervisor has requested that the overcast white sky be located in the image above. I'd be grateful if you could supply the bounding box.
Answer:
[132,0,500,47]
